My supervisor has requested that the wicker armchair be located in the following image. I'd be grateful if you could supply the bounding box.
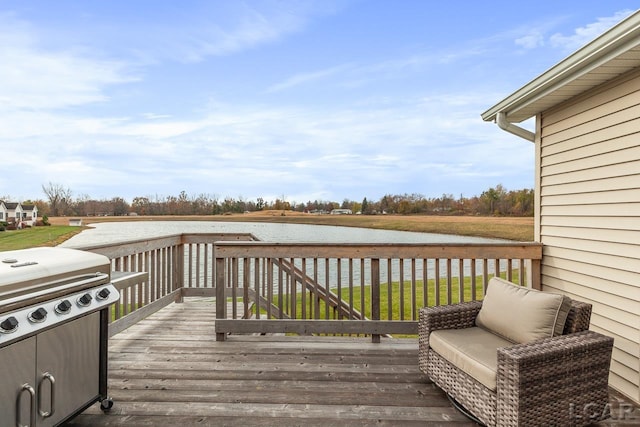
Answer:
[418,284,614,426]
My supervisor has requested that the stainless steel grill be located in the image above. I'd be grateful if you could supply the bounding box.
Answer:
[0,247,120,427]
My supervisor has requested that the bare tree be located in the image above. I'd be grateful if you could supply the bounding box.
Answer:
[42,182,72,216]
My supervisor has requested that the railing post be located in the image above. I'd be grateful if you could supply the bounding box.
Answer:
[175,243,184,303]
[530,258,542,290]
[216,255,227,341]
[371,258,380,343]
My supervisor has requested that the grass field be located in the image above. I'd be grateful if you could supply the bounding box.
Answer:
[268,270,520,322]
[247,271,522,337]
[0,226,84,251]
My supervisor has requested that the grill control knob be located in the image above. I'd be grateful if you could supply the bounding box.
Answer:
[28,307,48,323]
[96,288,111,300]
[55,300,72,315]
[0,316,19,333]
[77,293,93,307]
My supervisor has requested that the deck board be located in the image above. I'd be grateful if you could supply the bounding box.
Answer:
[66,299,637,426]
[67,299,475,426]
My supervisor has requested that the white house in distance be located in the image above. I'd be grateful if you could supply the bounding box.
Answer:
[330,209,353,215]
[482,11,640,404]
[0,201,39,226]
[21,204,38,225]
[4,202,24,225]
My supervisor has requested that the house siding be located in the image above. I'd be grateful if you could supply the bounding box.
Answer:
[539,69,640,403]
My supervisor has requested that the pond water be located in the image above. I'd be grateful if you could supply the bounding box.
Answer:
[60,221,506,248]
[61,221,517,294]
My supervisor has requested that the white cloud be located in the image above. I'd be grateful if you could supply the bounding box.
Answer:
[142,113,172,120]
[266,64,354,93]
[515,32,545,49]
[129,1,341,64]
[7,93,532,201]
[550,10,635,51]
[0,14,137,111]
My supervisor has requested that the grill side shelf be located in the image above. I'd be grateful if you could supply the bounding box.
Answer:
[110,271,148,291]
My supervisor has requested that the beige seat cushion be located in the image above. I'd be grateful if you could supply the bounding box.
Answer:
[429,327,513,391]
[476,277,571,344]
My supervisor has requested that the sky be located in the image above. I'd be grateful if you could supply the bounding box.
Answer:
[1,1,637,205]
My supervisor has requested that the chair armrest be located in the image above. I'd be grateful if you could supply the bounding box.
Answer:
[496,330,614,426]
[418,301,483,352]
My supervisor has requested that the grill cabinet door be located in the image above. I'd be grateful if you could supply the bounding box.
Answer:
[36,312,101,427]
[0,337,37,427]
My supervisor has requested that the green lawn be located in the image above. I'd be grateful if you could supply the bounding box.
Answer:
[254,271,522,324]
[0,226,84,251]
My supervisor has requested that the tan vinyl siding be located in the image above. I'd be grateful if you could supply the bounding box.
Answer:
[539,69,640,404]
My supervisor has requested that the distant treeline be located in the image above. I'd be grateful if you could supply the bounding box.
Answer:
[11,183,534,218]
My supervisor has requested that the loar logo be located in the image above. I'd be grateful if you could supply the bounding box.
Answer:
[569,402,636,422]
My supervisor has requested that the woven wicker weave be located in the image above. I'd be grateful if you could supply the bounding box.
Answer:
[418,299,614,426]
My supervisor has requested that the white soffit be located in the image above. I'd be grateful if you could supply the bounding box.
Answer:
[482,10,640,123]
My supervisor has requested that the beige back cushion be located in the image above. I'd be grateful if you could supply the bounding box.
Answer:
[476,277,572,344]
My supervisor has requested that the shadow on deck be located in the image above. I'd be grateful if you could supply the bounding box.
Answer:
[67,298,473,426]
[67,298,637,426]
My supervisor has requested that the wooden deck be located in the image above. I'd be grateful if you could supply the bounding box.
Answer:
[67,298,474,426]
[66,298,638,426]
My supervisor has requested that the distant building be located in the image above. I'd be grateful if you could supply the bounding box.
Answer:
[4,202,23,225]
[0,201,39,226]
[21,204,38,225]
[0,201,6,223]
[330,209,352,215]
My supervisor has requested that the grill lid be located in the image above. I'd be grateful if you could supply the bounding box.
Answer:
[0,247,111,306]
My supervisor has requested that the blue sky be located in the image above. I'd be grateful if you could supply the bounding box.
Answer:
[1,1,636,205]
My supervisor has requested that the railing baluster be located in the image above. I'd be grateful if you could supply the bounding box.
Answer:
[187,245,193,289]
[293,258,298,319]
[276,258,282,319]
[314,259,320,320]
[231,258,238,319]
[435,259,441,306]
[301,258,307,320]
[360,259,365,323]
[204,244,209,288]
[324,258,330,320]
[471,259,477,301]
[196,244,201,288]
[458,258,464,303]
[411,259,417,320]
[482,259,489,295]
[336,258,342,320]
[371,258,380,343]
[348,258,354,320]
[254,258,264,319]
[243,258,250,319]
[422,258,428,309]
[216,255,226,341]
[399,259,405,321]
[386,259,392,320]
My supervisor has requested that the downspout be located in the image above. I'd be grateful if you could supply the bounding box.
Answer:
[496,112,535,142]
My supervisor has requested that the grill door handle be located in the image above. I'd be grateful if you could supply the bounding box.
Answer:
[17,383,35,427]
[37,372,56,418]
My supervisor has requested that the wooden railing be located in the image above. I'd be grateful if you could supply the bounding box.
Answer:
[213,241,542,342]
[75,234,542,341]
[79,233,257,335]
